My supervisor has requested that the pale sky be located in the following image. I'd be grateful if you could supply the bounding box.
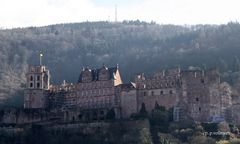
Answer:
[0,0,240,28]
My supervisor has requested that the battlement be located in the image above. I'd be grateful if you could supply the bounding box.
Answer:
[28,65,48,73]
[49,81,75,93]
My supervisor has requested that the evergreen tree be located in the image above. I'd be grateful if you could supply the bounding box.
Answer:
[233,56,240,72]
[139,103,148,117]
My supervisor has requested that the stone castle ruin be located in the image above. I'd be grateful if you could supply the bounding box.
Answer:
[0,64,237,125]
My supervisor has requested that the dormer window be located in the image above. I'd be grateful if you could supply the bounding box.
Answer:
[99,68,109,81]
[82,70,92,83]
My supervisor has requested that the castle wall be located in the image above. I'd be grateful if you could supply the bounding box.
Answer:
[120,89,137,118]
[181,70,211,122]
[180,69,225,122]
[137,88,179,112]
[63,108,109,122]
[0,108,58,124]
[24,89,48,109]
[134,69,181,112]
[19,64,235,124]
[75,81,116,109]
[24,65,50,109]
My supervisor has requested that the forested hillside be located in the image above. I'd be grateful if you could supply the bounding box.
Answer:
[1,21,240,106]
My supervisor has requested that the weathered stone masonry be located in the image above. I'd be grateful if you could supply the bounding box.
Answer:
[0,64,235,124]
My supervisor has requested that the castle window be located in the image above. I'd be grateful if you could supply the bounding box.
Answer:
[37,75,40,81]
[143,84,146,89]
[143,91,147,96]
[151,91,154,96]
[30,76,33,81]
[37,82,40,88]
[199,107,201,112]
[169,90,173,94]
[100,110,104,115]
[160,91,163,95]
[196,98,199,102]
[30,83,33,88]
[201,79,204,84]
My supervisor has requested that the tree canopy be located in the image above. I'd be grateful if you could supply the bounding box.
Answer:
[1,21,240,105]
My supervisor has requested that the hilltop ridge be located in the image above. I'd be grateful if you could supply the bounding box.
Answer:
[1,21,240,106]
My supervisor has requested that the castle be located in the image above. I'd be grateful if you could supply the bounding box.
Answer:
[21,64,233,123]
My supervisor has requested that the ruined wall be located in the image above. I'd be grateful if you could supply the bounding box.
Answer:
[180,69,225,122]
[181,70,211,122]
[120,89,137,118]
[75,81,116,109]
[0,108,59,124]
[209,83,222,121]
[137,88,179,112]
[62,108,109,123]
[229,104,240,125]
[219,83,232,118]
[134,69,181,112]
[24,89,48,109]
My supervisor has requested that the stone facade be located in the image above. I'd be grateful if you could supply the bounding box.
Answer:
[23,64,123,121]
[179,69,222,122]
[24,65,50,108]
[2,64,231,125]
[134,68,181,112]
[119,82,137,119]
[0,108,59,124]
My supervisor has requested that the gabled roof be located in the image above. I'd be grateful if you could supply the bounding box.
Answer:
[119,82,136,90]
[78,66,118,83]
[108,67,118,79]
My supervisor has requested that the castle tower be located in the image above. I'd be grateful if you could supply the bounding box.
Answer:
[24,65,50,109]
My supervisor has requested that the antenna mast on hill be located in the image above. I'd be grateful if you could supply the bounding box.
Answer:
[115,4,118,23]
